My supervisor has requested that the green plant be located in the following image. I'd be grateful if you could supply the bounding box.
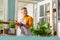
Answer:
[29,22,52,36]
[0,19,3,30]
[9,21,16,28]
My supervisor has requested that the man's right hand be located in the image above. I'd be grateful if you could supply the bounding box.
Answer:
[16,22,23,27]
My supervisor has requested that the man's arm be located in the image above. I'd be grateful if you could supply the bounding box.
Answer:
[22,24,31,29]
[16,22,30,29]
[16,17,33,29]
[23,17,33,29]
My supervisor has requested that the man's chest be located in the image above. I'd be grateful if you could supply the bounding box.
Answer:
[22,17,29,24]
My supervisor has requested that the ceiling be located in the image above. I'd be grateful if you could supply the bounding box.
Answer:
[18,0,37,9]
[18,0,56,9]
[18,2,27,9]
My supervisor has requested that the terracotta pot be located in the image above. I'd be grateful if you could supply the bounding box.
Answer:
[4,29,9,34]
[0,30,3,34]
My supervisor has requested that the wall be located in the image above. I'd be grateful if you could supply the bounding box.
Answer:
[57,0,60,37]
[4,0,8,21]
[8,0,15,21]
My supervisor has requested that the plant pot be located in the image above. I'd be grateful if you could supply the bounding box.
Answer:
[4,29,9,34]
[0,30,3,34]
[9,28,16,35]
[0,25,3,34]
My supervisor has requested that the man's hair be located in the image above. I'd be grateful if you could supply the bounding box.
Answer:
[21,7,27,10]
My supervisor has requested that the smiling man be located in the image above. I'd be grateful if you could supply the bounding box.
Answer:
[20,7,33,29]
[17,7,33,36]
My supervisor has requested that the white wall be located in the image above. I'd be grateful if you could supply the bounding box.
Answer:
[4,0,8,21]
[57,21,60,37]
[0,0,8,21]
[25,4,33,17]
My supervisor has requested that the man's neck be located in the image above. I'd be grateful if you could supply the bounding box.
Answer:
[23,15,28,17]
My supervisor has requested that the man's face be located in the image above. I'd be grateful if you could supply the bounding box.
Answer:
[21,9,27,17]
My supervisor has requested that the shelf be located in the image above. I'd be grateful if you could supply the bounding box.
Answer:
[46,8,56,13]
[53,8,56,12]
[0,22,21,26]
[46,10,50,13]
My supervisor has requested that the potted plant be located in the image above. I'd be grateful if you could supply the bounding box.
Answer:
[29,22,52,36]
[0,19,3,34]
[4,27,9,34]
[9,21,16,35]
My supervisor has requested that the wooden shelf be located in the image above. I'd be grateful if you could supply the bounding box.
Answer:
[0,22,21,35]
[46,8,56,13]
[53,8,56,12]
[0,22,9,24]
[46,10,50,13]
[0,22,21,26]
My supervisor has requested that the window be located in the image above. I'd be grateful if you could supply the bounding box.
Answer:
[37,2,50,24]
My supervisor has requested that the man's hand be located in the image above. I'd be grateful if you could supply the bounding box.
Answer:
[16,22,23,27]
[16,21,31,29]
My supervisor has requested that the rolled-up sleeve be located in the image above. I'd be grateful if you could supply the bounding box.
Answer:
[28,17,33,26]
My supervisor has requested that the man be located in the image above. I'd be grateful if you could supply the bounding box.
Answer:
[17,7,33,36]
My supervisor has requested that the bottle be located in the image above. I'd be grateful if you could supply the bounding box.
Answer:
[16,26,21,36]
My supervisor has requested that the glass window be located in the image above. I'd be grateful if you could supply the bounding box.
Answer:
[39,18,44,24]
[40,5,44,17]
[39,3,50,24]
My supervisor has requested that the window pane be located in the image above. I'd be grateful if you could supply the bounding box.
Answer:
[40,5,44,17]
[39,16,50,24]
[39,18,44,24]
[44,17,50,23]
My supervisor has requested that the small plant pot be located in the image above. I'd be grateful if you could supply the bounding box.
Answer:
[9,28,16,35]
[4,29,9,34]
[0,30,3,34]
